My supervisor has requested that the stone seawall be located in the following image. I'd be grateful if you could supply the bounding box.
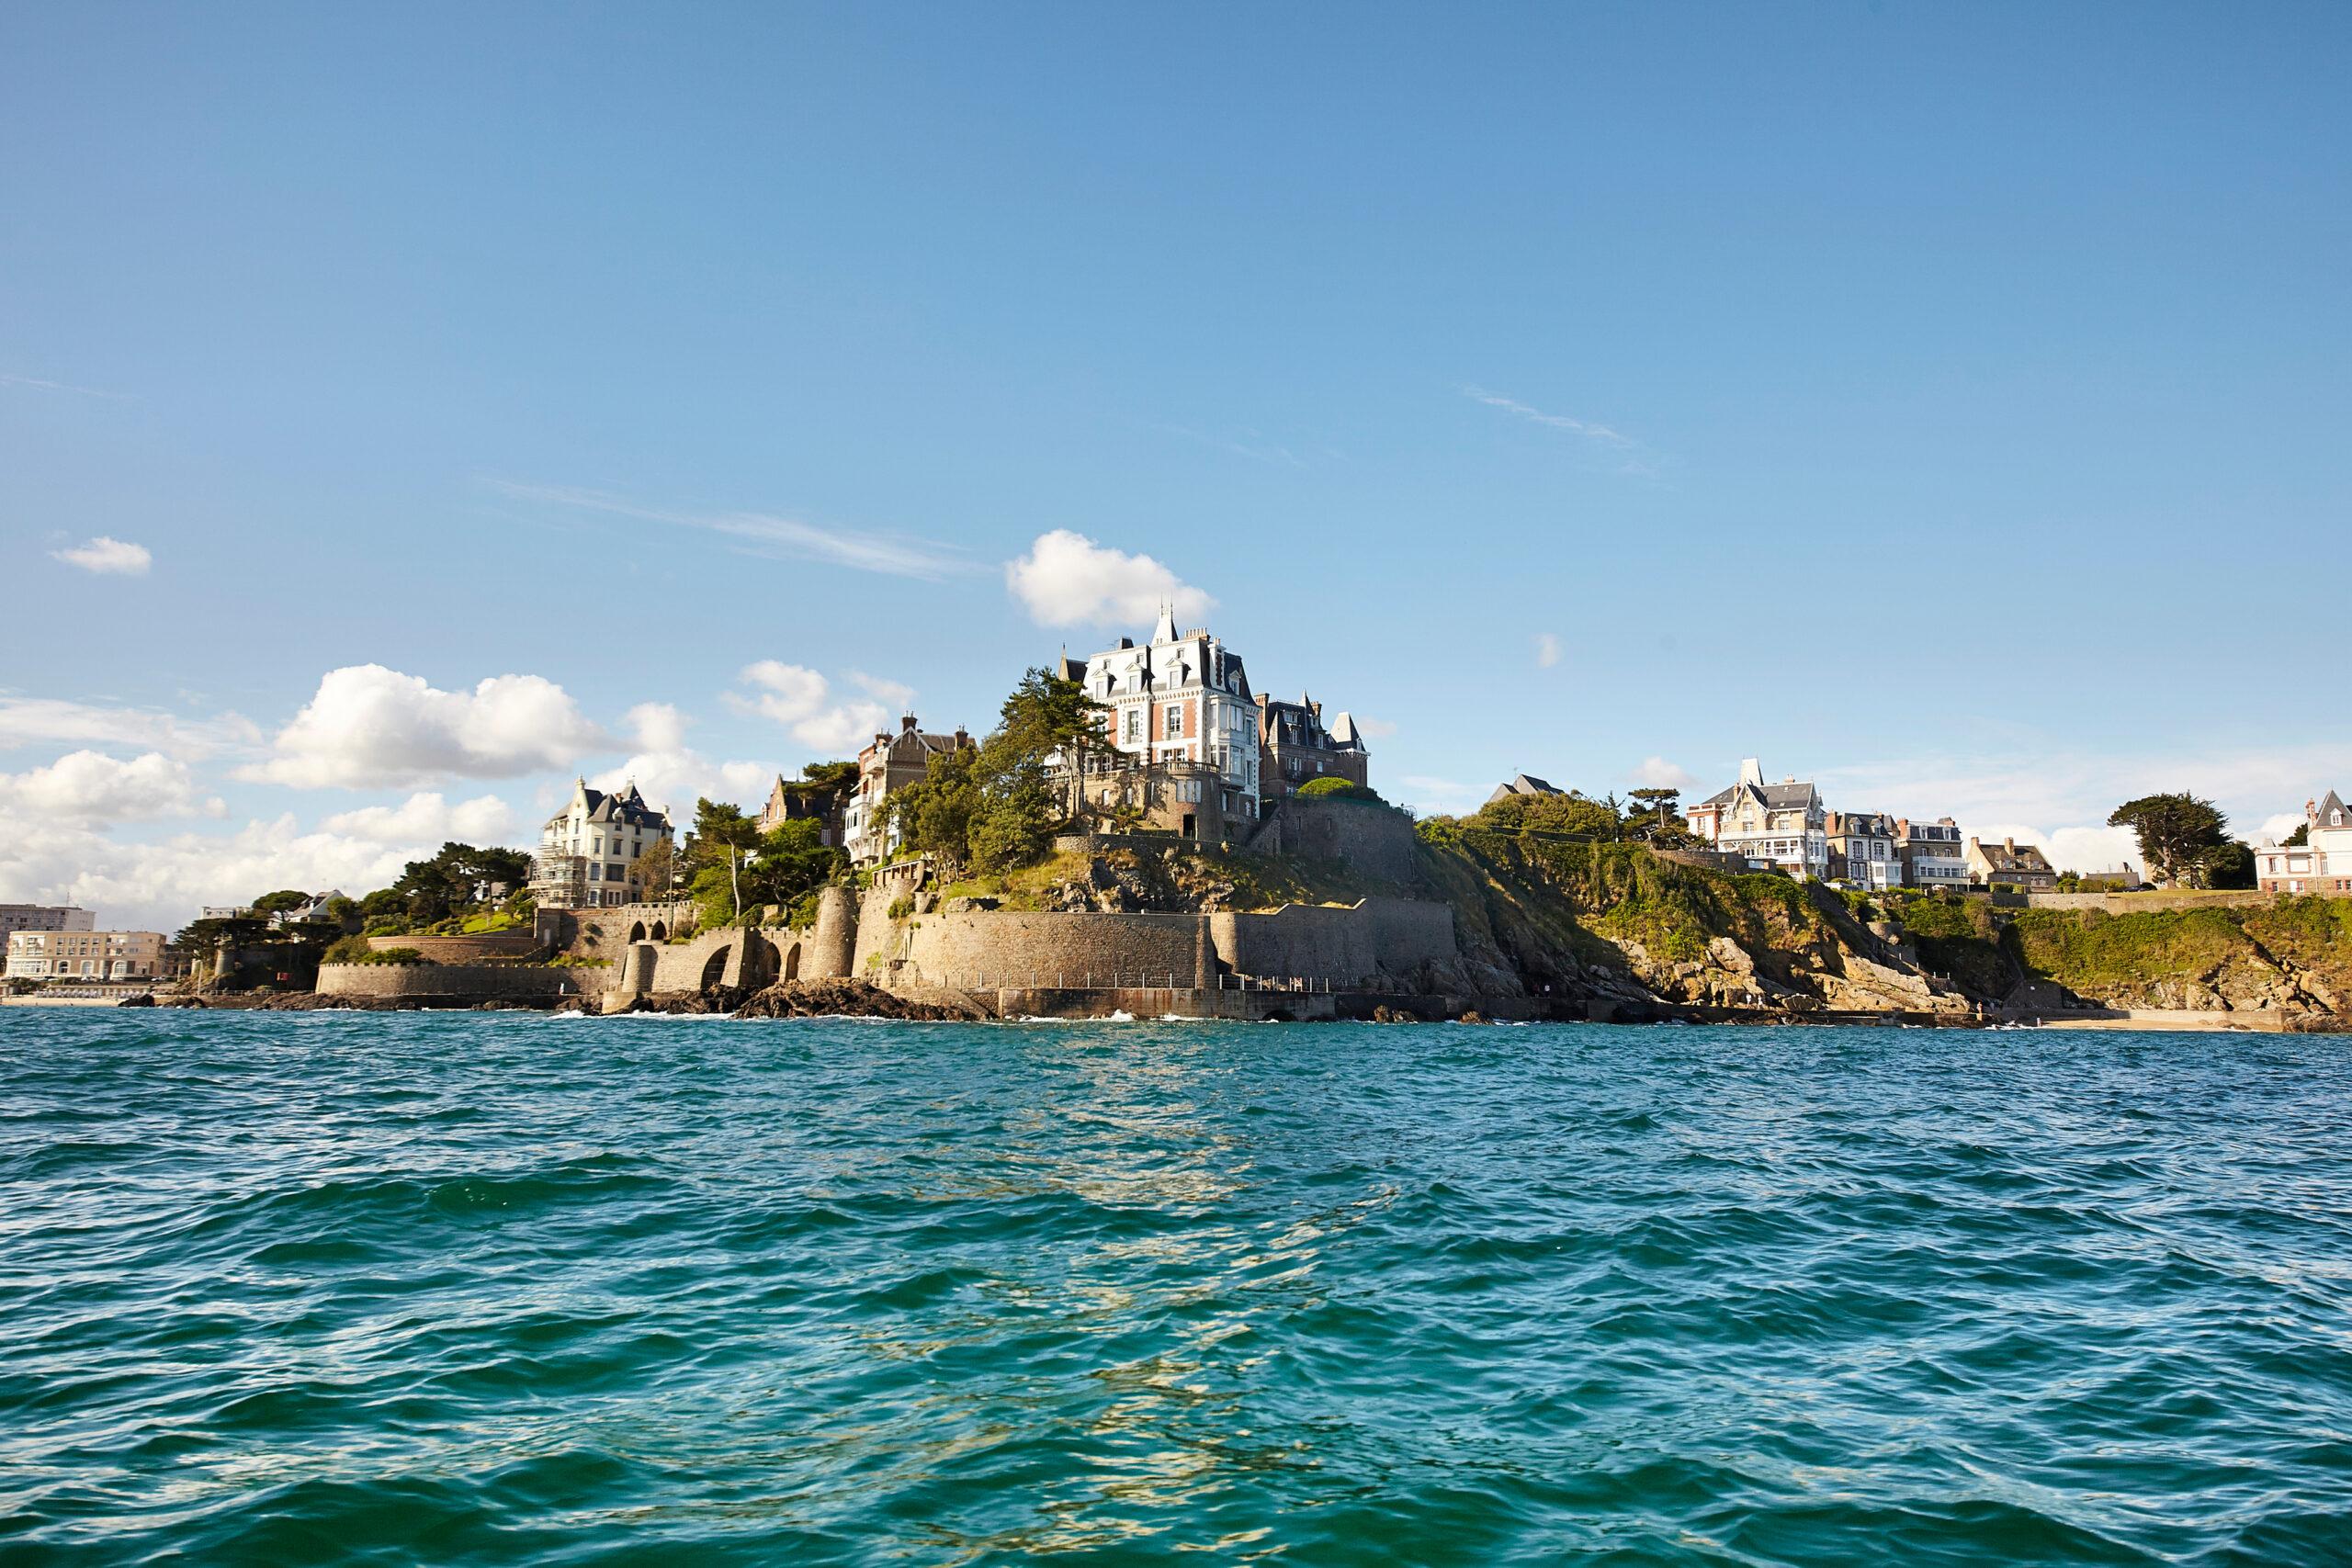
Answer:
[317,963,583,1003]
[2015,890,2282,914]
[363,931,541,961]
[1212,898,1454,986]
[849,889,1457,994]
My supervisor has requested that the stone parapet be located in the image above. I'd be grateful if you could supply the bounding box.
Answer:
[317,963,582,1003]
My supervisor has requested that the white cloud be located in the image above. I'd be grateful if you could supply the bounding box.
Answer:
[1534,633,1562,669]
[589,702,776,815]
[0,815,479,935]
[0,697,258,761]
[487,481,968,580]
[2261,812,2307,842]
[1464,386,1654,475]
[849,671,917,711]
[1005,530,1214,629]
[51,536,153,575]
[243,665,609,788]
[318,792,516,844]
[726,663,897,754]
[0,750,223,825]
[1629,756,1697,790]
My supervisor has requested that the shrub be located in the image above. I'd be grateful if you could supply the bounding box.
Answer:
[323,934,373,964]
[354,947,426,966]
[888,894,916,919]
[1298,776,1375,800]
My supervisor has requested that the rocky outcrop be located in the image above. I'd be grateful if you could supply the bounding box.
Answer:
[732,978,987,1021]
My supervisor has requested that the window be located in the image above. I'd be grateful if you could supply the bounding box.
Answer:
[1123,709,1143,743]
[1166,706,1184,739]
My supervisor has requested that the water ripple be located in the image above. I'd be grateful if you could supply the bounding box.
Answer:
[3,1011,2350,1563]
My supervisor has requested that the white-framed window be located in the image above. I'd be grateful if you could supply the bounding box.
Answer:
[1165,706,1183,739]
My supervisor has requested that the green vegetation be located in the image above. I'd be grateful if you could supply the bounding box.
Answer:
[1296,776,1377,801]
[2107,793,2255,889]
[322,935,373,964]
[347,947,426,966]
[680,802,846,928]
[888,667,1105,875]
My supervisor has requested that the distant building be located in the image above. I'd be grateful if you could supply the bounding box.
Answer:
[1966,836,2058,891]
[757,774,848,844]
[2070,866,2143,891]
[198,906,253,921]
[529,779,674,909]
[6,929,167,982]
[1687,759,1828,879]
[1895,818,1970,890]
[1066,610,1265,840]
[1825,810,1901,889]
[268,890,346,930]
[0,905,96,938]
[843,716,975,866]
[1258,694,1370,802]
[2255,790,2352,895]
[1486,774,1565,807]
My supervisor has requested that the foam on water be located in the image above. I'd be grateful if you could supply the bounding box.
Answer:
[3,1010,2349,1564]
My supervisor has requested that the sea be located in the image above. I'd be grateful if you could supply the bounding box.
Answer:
[4,1010,2349,1565]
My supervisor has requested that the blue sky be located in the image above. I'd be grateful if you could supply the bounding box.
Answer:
[5,3,2348,926]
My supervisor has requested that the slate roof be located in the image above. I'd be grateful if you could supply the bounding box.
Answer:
[1695,780,1819,810]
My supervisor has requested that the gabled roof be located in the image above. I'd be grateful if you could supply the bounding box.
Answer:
[1487,773,1562,805]
[1696,778,1818,812]
[2319,789,2348,822]
[1327,713,1364,750]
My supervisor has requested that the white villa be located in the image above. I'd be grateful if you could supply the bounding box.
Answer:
[1686,759,1830,879]
[528,779,674,908]
[1068,608,1264,830]
[2256,790,2352,896]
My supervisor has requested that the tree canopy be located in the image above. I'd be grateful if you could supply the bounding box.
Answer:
[2107,793,2239,888]
[883,667,1102,874]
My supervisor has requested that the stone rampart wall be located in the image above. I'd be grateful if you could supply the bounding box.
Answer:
[1249,798,1425,886]
[895,910,1208,989]
[2017,889,2283,914]
[364,931,541,962]
[1210,897,1455,983]
[317,963,582,1001]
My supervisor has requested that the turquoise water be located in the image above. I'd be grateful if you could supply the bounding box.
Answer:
[4,1014,2350,1564]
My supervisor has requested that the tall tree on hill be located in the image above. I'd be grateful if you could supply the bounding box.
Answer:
[1626,787,1684,840]
[2107,794,2232,888]
[684,799,761,921]
[997,666,1110,822]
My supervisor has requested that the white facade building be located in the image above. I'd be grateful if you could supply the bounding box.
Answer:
[529,779,674,909]
[1686,758,1829,879]
[1075,608,1262,820]
[2256,790,2352,895]
[6,929,167,981]
[0,905,96,938]
[1896,818,1971,889]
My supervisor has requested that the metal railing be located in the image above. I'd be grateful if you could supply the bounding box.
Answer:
[913,970,1362,994]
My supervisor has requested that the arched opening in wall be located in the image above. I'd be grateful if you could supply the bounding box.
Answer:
[699,946,731,990]
[740,934,778,990]
[628,921,647,943]
[650,920,668,942]
[784,942,801,982]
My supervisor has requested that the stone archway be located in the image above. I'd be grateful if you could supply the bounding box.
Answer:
[699,946,731,990]
[650,920,668,942]
[628,920,647,943]
[784,942,801,982]
[739,933,779,990]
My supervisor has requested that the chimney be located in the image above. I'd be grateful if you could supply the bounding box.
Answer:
[900,714,917,733]
[1968,836,1981,852]
[2004,837,2016,853]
